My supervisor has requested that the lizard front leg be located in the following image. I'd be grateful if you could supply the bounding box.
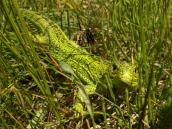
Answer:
[74,82,97,117]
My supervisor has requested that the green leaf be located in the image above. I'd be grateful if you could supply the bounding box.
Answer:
[59,61,76,76]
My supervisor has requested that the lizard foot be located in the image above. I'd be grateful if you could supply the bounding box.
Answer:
[73,102,84,118]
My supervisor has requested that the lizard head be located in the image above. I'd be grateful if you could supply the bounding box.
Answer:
[113,63,139,88]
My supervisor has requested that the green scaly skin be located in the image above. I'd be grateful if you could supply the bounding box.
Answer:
[22,10,138,114]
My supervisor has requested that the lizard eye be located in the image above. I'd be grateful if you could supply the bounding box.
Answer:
[112,64,117,70]
[135,69,137,73]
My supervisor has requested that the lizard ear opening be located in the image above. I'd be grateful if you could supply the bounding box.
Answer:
[112,64,117,70]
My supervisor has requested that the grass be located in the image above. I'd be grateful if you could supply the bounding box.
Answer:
[0,0,171,128]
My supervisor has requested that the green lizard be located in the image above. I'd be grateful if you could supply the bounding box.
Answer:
[22,9,138,114]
